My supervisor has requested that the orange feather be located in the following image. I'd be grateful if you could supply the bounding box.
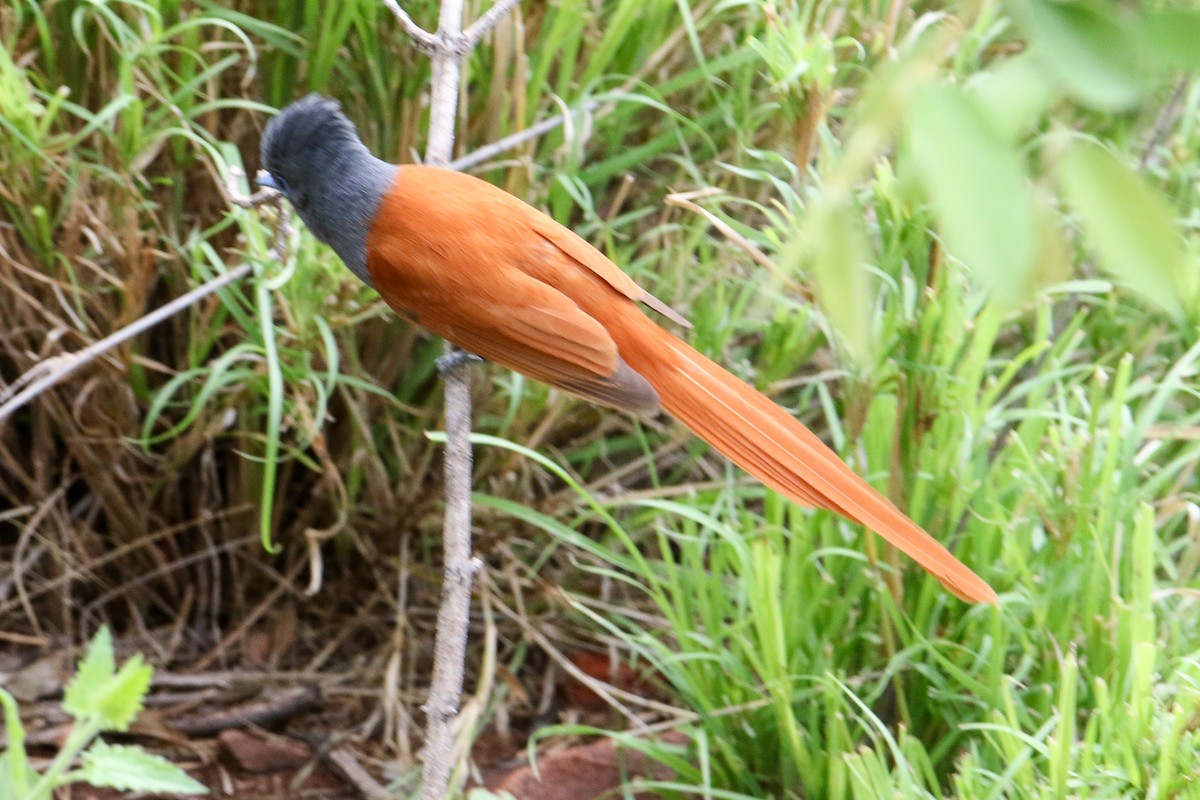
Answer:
[367,165,997,604]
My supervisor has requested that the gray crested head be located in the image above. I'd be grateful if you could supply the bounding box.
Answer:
[259,95,395,285]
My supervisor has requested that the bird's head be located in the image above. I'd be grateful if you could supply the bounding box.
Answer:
[257,95,394,285]
[258,94,367,215]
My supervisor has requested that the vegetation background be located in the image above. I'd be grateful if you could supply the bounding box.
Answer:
[2,0,1200,797]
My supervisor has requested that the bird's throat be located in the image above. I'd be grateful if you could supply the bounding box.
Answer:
[301,153,396,287]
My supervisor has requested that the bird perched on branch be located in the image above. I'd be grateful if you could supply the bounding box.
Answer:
[258,94,997,604]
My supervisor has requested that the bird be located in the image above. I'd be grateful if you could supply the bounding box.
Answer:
[258,94,997,604]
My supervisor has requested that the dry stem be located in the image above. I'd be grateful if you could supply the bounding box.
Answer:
[0,262,253,425]
[382,0,523,798]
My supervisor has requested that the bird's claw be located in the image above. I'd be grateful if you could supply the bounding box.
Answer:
[436,350,482,375]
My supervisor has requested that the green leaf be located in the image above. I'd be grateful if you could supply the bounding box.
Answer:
[1011,0,1143,111]
[787,201,873,365]
[0,690,31,800]
[0,690,29,797]
[63,628,153,731]
[63,627,117,720]
[0,754,19,800]
[80,741,207,794]
[906,83,1035,303]
[1058,140,1194,320]
[1140,10,1200,71]
[467,790,519,800]
[96,656,153,732]
[969,52,1055,144]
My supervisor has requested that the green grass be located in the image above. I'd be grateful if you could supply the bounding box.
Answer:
[2,0,1200,798]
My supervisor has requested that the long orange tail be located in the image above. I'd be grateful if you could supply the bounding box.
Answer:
[610,309,997,604]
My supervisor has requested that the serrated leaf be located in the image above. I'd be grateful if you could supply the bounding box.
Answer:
[81,741,207,794]
[906,83,1035,303]
[1011,0,1143,111]
[63,627,116,720]
[1059,141,1194,319]
[93,655,153,732]
[63,628,153,731]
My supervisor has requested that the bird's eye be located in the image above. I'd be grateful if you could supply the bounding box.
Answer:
[273,174,291,196]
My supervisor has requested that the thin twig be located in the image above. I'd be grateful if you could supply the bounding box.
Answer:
[381,0,440,51]
[0,167,290,426]
[227,165,283,208]
[463,0,524,48]
[665,189,774,271]
[167,686,322,736]
[448,101,597,172]
[665,188,814,301]
[325,747,394,800]
[0,262,253,425]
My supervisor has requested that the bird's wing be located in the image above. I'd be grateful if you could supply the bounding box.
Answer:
[526,213,692,328]
[426,281,661,414]
[365,169,661,412]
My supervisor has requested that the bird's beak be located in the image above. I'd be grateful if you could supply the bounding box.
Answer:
[256,170,280,192]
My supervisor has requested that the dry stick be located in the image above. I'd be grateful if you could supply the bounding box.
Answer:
[0,262,253,424]
[406,0,477,794]
[450,103,594,171]
[382,1,522,798]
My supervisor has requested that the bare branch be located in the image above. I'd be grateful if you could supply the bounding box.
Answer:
[402,0,519,796]
[0,262,253,425]
[419,356,483,800]
[449,100,596,172]
[424,0,466,167]
[0,183,292,427]
[381,0,440,51]
[463,0,524,47]
[418,0,477,786]
[377,2,524,796]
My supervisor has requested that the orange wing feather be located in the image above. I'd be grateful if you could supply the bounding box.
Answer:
[366,165,660,412]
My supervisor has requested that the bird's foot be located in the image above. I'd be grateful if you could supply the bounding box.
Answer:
[436,350,482,376]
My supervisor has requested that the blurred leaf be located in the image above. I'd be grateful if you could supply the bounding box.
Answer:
[1010,0,1142,111]
[1059,140,1194,319]
[1140,10,1200,71]
[81,742,207,794]
[466,790,519,800]
[969,52,1055,143]
[789,202,873,364]
[0,690,30,798]
[906,83,1035,303]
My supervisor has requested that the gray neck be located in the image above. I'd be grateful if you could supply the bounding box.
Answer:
[299,150,395,286]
